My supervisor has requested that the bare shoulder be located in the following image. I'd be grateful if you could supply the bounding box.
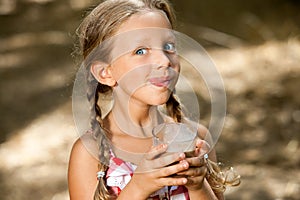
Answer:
[69,138,99,166]
[69,135,99,161]
[183,119,209,139]
[68,138,99,200]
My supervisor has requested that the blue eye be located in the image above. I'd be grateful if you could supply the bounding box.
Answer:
[164,43,176,52]
[135,48,147,55]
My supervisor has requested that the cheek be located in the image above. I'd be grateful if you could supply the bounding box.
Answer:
[110,66,122,82]
[173,63,180,75]
[111,56,149,81]
[110,60,130,82]
[115,65,152,94]
[171,56,181,72]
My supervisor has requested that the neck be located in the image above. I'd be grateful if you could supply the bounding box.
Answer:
[109,88,163,138]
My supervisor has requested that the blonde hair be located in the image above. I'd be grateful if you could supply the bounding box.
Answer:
[77,0,179,199]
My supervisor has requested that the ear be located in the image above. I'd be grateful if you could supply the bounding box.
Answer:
[90,61,116,86]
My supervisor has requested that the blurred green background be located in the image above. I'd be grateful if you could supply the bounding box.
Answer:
[0,0,299,199]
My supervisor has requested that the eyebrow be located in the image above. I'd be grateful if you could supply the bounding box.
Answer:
[133,33,176,46]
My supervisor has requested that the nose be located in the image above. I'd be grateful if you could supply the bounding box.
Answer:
[152,49,172,69]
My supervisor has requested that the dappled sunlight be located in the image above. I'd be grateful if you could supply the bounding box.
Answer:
[0,102,75,169]
[209,40,300,199]
[0,102,76,200]
[0,31,70,53]
[211,39,300,95]
[0,0,16,15]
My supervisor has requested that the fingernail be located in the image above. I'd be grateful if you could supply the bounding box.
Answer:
[179,153,185,159]
[196,140,203,146]
[182,162,188,168]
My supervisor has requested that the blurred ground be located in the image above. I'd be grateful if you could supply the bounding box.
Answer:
[0,0,299,199]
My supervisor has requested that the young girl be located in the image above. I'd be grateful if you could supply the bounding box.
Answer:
[68,0,238,199]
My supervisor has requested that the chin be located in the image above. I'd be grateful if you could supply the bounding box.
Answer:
[133,86,172,106]
[149,94,171,106]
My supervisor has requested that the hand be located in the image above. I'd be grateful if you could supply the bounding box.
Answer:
[126,144,190,198]
[176,139,210,191]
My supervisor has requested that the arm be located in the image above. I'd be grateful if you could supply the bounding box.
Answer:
[188,179,218,200]
[68,139,99,200]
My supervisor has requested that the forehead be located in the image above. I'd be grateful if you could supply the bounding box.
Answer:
[109,28,175,59]
[99,11,174,60]
[117,10,172,33]
[115,27,175,45]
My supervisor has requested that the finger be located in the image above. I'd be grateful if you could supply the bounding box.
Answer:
[184,150,196,158]
[159,176,188,186]
[176,165,207,177]
[195,139,210,156]
[145,144,168,160]
[185,139,209,158]
[184,156,205,167]
[152,152,186,168]
[157,159,189,177]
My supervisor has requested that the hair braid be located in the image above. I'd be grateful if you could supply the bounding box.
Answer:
[86,70,113,199]
[166,92,182,122]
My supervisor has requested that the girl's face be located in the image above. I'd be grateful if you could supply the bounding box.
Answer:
[108,11,180,106]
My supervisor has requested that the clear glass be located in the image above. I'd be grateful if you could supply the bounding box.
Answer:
[152,122,197,154]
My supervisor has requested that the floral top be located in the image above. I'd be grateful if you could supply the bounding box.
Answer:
[106,151,190,200]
